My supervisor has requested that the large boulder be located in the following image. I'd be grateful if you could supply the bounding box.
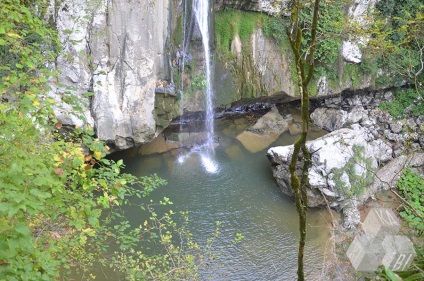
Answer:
[310,108,348,131]
[267,124,392,227]
[236,106,290,152]
[370,153,424,191]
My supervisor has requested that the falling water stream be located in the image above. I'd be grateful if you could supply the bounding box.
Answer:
[178,0,218,173]
[193,0,214,152]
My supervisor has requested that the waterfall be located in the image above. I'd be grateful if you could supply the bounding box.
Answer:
[177,0,218,173]
[193,0,215,153]
[178,0,189,134]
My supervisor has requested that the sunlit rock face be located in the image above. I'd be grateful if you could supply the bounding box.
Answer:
[341,0,377,64]
[51,0,95,127]
[90,0,170,150]
[52,0,172,150]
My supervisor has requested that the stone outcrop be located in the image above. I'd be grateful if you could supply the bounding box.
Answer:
[341,41,362,64]
[340,0,377,64]
[225,28,297,99]
[51,0,95,127]
[237,106,291,152]
[268,90,424,228]
[52,0,174,150]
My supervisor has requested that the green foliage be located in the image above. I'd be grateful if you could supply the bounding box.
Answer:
[344,63,361,88]
[368,1,424,88]
[375,245,424,280]
[0,1,227,280]
[375,168,424,280]
[215,9,265,54]
[333,145,375,198]
[262,16,289,46]
[376,0,423,43]
[172,15,183,47]
[380,88,424,119]
[299,0,345,66]
[397,168,424,235]
[191,75,207,90]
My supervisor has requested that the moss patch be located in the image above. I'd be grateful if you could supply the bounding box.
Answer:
[215,9,265,55]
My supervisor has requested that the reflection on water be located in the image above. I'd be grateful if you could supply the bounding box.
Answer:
[115,113,331,280]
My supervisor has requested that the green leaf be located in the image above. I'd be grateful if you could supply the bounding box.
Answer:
[384,268,402,281]
[0,202,11,214]
[15,223,31,236]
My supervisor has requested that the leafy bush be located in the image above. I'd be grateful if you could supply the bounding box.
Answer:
[262,16,288,45]
[192,74,207,90]
[380,88,424,119]
[0,1,223,279]
[370,0,424,88]
[397,168,424,235]
[299,1,345,66]
[333,145,375,198]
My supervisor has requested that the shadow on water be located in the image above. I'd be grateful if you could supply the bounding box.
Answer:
[110,109,332,280]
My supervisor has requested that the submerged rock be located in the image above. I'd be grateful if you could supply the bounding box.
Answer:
[237,132,281,153]
[288,123,302,136]
[236,106,290,152]
[225,144,246,160]
[137,135,179,155]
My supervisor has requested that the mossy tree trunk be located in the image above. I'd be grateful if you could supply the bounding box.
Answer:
[286,0,320,280]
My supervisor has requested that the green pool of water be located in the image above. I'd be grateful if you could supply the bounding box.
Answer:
[113,116,330,280]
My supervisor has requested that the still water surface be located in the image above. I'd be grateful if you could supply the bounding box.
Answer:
[114,115,330,280]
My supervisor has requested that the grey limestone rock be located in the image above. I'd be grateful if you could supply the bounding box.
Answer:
[53,0,171,150]
[310,108,348,131]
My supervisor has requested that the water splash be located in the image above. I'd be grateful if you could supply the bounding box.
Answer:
[200,153,219,174]
[177,143,219,174]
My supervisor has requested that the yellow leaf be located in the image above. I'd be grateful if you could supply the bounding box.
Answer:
[93,151,101,160]
[82,228,95,237]
[6,32,22,39]
[32,100,40,106]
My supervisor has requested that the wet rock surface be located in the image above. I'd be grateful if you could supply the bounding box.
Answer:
[236,106,291,153]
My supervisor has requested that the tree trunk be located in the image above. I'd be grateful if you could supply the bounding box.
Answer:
[286,1,320,280]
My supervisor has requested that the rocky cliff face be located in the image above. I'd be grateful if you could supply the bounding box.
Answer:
[53,0,174,150]
[52,0,380,150]
[215,0,379,98]
[225,29,296,99]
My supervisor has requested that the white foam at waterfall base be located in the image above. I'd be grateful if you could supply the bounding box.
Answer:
[176,145,219,174]
[199,153,219,174]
